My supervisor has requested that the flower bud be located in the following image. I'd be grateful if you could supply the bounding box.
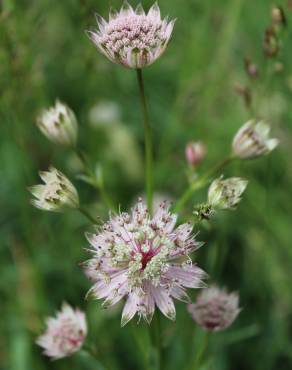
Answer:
[37,100,78,147]
[29,167,79,212]
[232,120,279,159]
[234,84,252,108]
[36,303,87,359]
[271,6,286,27]
[263,27,279,58]
[208,177,248,210]
[188,286,240,332]
[185,142,206,167]
[244,58,259,78]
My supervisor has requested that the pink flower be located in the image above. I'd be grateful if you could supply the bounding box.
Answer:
[188,286,240,332]
[87,2,175,69]
[185,142,206,167]
[36,303,87,360]
[84,199,206,326]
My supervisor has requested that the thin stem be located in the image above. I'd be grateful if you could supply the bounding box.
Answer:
[75,149,116,212]
[78,206,99,225]
[130,324,149,370]
[188,332,210,370]
[174,156,233,213]
[80,346,108,370]
[136,68,153,214]
[148,315,161,370]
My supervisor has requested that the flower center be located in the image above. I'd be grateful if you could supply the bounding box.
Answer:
[140,250,155,270]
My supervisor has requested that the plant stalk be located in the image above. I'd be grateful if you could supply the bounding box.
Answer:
[174,156,233,212]
[136,68,153,214]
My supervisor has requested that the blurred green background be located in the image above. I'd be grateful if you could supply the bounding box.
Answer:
[1,0,292,369]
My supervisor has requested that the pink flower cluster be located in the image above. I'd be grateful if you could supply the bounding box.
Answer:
[36,303,87,359]
[188,286,240,332]
[88,2,175,68]
[84,199,206,326]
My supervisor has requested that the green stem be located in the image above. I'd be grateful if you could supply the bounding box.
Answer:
[148,314,161,370]
[130,324,149,370]
[80,346,108,370]
[136,68,153,214]
[174,156,233,213]
[188,332,210,370]
[78,206,99,225]
[75,149,116,212]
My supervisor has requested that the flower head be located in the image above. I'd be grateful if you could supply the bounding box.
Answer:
[185,141,206,167]
[84,199,206,326]
[88,2,175,69]
[208,176,248,210]
[188,286,240,332]
[37,100,78,147]
[29,167,79,212]
[232,120,279,159]
[36,303,87,360]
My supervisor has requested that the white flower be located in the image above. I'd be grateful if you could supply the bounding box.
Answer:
[188,286,240,332]
[29,167,79,212]
[88,2,175,69]
[37,100,78,146]
[84,199,206,327]
[36,303,87,360]
[232,120,279,159]
[208,177,248,210]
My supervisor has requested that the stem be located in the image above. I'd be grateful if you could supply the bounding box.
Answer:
[136,68,153,214]
[78,206,99,225]
[75,149,116,212]
[188,332,209,370]
[130,324,149,370]
[148,314,161,370]
[80,346,108,370]
[174,156,233,213]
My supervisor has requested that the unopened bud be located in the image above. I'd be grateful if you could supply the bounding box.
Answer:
[232,120,279,159]
[234,84,252,108]
[185,141,206,167]
[37,100,78,147]
[244,58,259,78]
[271,6,286,27]
[263,27,279,58]
[29,167,79,212]
[208,176,248,210]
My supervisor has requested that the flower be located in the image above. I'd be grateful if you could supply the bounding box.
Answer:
[185,141,206,167]
[84,199,206,326]
[29,167,79,212]
[188,286,240,332]
[37,100,78,147]
[232,120,279,159]
[208,176,248,210]
[36,303,87,360]
[87,2,175,69]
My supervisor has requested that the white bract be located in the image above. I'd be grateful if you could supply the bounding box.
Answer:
[29,167,79,212]
[232,120,279,159]
[37,100,78,147]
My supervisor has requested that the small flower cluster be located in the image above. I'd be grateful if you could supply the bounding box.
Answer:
[188,286,240,332]
[88,2,175,68]
[208,177,248,210]
[29,167,79,212]
[37,100,78,147]
[85,199,206,326]
[37,303,87,359]
[232,120,279,160]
